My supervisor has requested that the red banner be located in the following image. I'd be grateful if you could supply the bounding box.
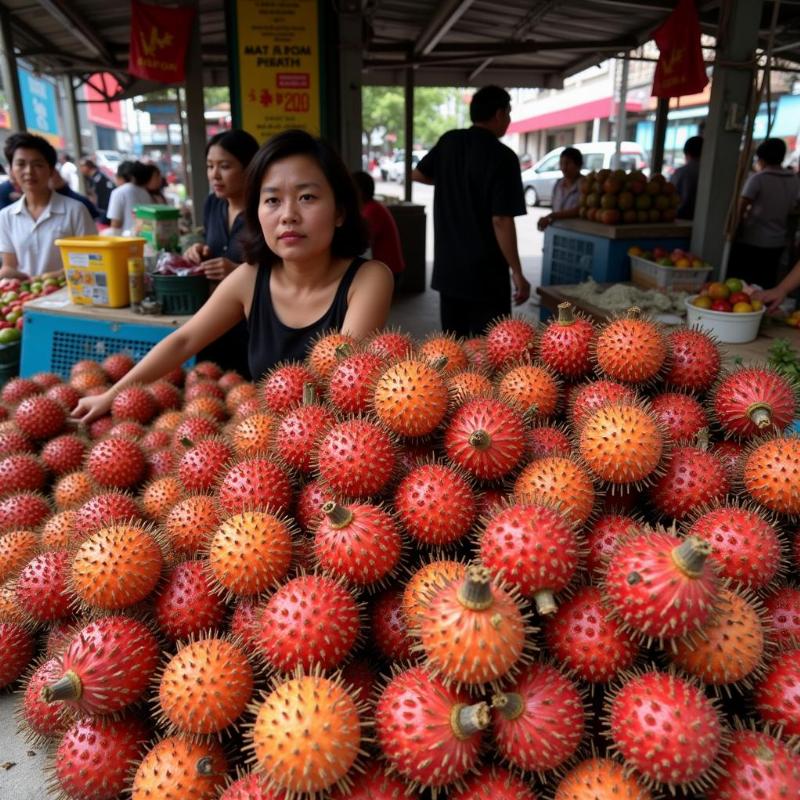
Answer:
[129,0,195,83]
[85,73,124,130]
[651,0,709,98]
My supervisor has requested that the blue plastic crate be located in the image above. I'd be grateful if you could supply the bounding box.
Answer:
[20,308,195,379]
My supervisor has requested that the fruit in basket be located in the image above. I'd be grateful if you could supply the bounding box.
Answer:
[711,299,732,312]
[693,295,713,309]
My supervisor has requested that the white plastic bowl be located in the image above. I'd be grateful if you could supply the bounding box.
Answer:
[684,296,765,343]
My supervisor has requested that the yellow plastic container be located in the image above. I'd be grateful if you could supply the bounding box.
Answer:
[56,236,146,308]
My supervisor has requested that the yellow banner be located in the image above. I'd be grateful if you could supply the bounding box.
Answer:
[235,0,321,142]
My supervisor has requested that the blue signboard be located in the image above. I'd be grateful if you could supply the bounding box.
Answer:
[17,66,61,144]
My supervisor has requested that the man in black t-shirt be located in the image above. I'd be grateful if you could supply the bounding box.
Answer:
[413,85,530,336]
[80,158,115,223]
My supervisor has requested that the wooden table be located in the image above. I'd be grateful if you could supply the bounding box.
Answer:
[537,283,800,366]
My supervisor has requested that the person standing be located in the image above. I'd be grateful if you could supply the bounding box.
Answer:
[670,136,703,220]
[0,133,95,279]
[729,137,800,289]
[105,161,151,234]
[58,153,80,192]
[537,146,584,231]
[352,170,405,282]
[79,158,115,222]
[413,85,530,337]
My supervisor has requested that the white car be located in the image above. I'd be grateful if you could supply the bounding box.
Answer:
[386,150,429,182]
[94,150,127,180]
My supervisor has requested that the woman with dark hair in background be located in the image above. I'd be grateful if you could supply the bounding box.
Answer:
[537,146,583,231]
[106,160,151,233]
[142,164,167,204]
[72,128,394,424]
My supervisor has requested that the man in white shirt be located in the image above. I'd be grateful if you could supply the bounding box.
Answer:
[58,153,80,192]
[0,134,95,279]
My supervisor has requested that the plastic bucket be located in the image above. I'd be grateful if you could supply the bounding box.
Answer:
[685,296,765,343]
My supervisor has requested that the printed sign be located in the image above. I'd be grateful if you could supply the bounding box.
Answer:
[231,0,321,141]
[129,0,195,84]
[17,67,63,147]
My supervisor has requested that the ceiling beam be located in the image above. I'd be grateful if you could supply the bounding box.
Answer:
[33,0,115,65]
[414,0,475,57]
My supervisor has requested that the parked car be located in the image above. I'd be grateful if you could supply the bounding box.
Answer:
[386,150,429,182]
[94,149,127,180]
[521,142,650,207]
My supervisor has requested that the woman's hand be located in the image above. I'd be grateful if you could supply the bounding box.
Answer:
[71,391,114,425]
[184,243,210,265]
[201,257,237,281]
[0,267,30,281]
[537,214,555,232]
[752,287,786,313]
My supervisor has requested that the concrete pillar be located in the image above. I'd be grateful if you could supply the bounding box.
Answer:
[61,76,85,192]
[337,7,362,171]
[651,97,669,174]
[183,3,209,224]
[612,55,629,168]
[404,67,414,202]
[691,0,764,274]
[0,9,23,131]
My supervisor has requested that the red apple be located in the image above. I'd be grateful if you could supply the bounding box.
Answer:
[15,317,23,330]
[711,299,732,312]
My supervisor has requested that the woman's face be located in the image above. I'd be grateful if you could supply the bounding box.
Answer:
[560,155,580,180]
[207,145,246,199]
[146,168,162,192]
[257,154,342,263]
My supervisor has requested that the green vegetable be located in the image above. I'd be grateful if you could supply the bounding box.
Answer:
[768,338,800,383]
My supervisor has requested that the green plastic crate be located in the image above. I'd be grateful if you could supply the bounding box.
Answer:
[152,274,209,315]
[0,340,21,367]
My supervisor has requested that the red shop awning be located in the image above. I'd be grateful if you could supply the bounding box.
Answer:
[508,97,643,134]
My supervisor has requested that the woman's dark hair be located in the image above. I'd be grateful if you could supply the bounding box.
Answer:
[470,85,511,123]
[4,132,57,168]
[242,129,368,266]
[683,136,703,159]
[756,137,787,166]
[128,161,150,186]
[117,160,135,181]
[351,170,375,202]
[206,129,260,169]
[560,146,583,168]
[141,163,159,182]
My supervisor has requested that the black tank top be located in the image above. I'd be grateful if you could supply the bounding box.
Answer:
[247,257,366,380]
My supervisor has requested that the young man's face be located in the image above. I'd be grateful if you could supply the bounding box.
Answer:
[11,148,54,193]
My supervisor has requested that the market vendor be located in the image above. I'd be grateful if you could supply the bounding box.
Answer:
[0,133,95,280]
[537,147,583,231]
[72,129,394,425]
[752,258,800,312]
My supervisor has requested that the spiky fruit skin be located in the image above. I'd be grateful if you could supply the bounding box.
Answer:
[479,502,579,608]
[603,531,721,641]
[0,491,50,532]
[308,332,357,380]
[418,335,469,374]
[111,385,157,424]
[207,510,293,597]
[102,352,135,381]
[20,657,70,744]
[178,437,233,492]
[764,587,800,650]
[492,662,585,773]
[538,311,594,379]
[330,769,411,800]
[40,434,87,476]
[0,622,35,687]
[109,420,146,439]
[545,586,638,683]
[140,476,183,522]
[164,494,219,555]
[147,379,182,411]
[753,648,800,737]
[216,455,293,515]
[171,414,219,449]
[569,379,637,431]
[444,398,526,480]
[594,313,667,384]
[13,395,66,439]
[367,329,414,360]
[417,571,527,686]
[315,417,397,498]
[275,403,336,472]
[131,736,228,800]
[15,550,73,622]
[448,370,494,404]
[256,574,360,671]
[71,523,163,611]
[55,716,150,800]
[313,502,402,587]
[712,367,797,438]
[0,427,34,457]
[706,728,800,800]
[0,453,46,495]
[370,586,414,662]
[664,328,721,393]
[371,359,450,439]
[712,439,745,485]
[46,382,82,411]
[671,587,765,686]
[230,413,278,456]
[219,773,279,800]
[326,351,386,415]
[585,513,641,578]
[1,376,41,405]
[513,457,596,527]
[230,598,260,654]
[86,437,146,489]
[261,362,319,414]
[650,391,708,442]
[50,616,160,716]
[403,560,468,624]
[742,436,800,517]
[154,560,227,641]
[608,671,724,791]
[158,637,253,735]
[0,528,39,582]
[686,504,782,590]
[555,758,653,800]
[579,402,664,488]
[250,673,362,796]
[650,446,729,520]
[54,471,95,510]
[394,463,476,546]
[527,424,571,460]
[73,491,141,537]
[375,666,485,788]
[485,317,537,371]
[497,362,561,420]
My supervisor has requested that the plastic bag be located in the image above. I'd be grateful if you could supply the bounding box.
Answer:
[153,251,205,277]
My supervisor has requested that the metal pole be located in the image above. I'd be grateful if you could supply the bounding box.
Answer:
[61,76,85,191]
[612,54,629,169]
[404,66,414,202]
[651,96,669,174]
[175,88,189,190]
[183,2,209,224]
[0,9,24,131]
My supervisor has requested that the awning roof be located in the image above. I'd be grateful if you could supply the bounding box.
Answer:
[507,97,644,134]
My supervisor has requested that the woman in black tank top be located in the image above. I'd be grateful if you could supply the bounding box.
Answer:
[72,130,395,426]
